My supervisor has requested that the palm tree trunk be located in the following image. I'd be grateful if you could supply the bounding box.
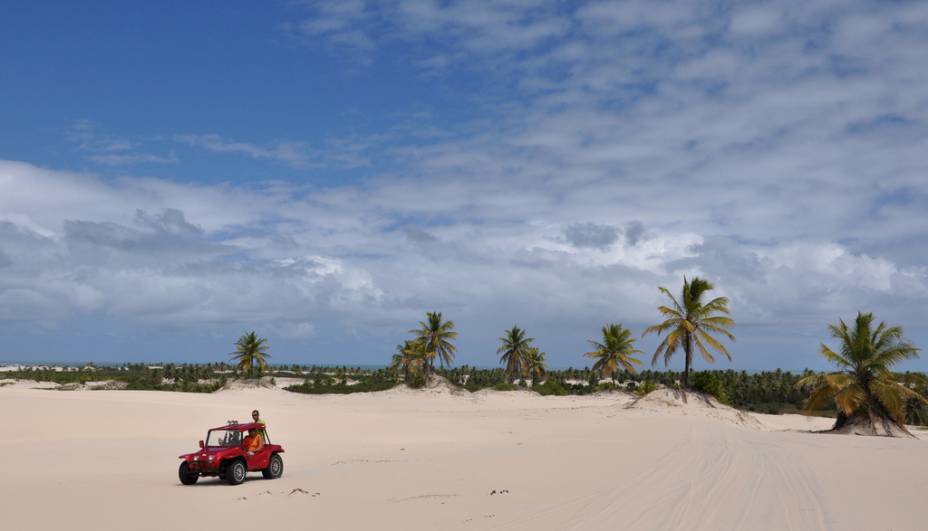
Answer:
[683,332,692,388]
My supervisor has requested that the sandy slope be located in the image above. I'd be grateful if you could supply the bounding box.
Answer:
[2,382,926,531]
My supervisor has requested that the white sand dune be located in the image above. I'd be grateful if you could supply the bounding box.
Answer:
[627,388,765,429]
[2,382,925,530]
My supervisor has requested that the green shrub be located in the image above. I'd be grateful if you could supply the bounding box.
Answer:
[533,380,568,396]
[634,380,657,397]
[493,382,519,391]
[286,378,396,395]
[285,370,399,395]
[691,372,730,404]
[406,373,426,389]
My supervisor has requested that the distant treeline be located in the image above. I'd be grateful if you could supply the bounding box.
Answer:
[2,363,230,393]
[2,363,381,393]
[7,363,927,425]
[284,364,928,425]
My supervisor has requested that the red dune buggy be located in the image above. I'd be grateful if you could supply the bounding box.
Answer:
[178,422,284,485]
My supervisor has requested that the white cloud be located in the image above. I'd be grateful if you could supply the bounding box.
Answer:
[2,154,926,366]
[729,5,784,36]
[174,133,371,169]
[88,152,178,165]
[67,120,176,166]
[292,0,568,63]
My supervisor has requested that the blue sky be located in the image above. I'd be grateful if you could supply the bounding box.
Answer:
[1,1,927,370]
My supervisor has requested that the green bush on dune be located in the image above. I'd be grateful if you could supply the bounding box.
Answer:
[533,380,568,396]
[691,371,730,404]
[285,371,398,394]
[632,380,658,397]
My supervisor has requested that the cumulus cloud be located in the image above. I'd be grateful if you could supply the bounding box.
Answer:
[2,156,926,367]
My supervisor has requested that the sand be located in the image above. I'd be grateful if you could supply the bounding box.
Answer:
[2,381,926,531]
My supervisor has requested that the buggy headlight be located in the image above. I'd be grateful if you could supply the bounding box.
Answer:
[208,455,214,461]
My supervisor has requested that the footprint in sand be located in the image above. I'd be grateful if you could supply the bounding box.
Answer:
[285,489,321,497]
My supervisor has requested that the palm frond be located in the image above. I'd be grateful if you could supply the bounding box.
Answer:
[869,380,908,424]
[692,334,716,363]
[803,383,837,413]
[819,344,852,369]
[869,343,920,369]
[642,320,676,337]
[696,329,731,361]
[833,383,867,416]
[658,286,684,315]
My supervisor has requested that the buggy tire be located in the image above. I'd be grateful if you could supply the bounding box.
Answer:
[262,454,283,479]
[178,462,199,485]
[226,460,247,485]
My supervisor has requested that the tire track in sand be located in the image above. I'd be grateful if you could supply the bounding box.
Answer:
[489,415,829,531]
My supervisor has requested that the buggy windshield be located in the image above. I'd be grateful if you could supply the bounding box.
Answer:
[206,429,243,448]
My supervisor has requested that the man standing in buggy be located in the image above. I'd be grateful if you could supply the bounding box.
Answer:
[251,409,267,440]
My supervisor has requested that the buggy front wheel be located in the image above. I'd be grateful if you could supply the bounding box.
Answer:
[178,462,199,485]
[225,460,247,485]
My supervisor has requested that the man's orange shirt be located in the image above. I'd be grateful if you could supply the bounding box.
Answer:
[243,434,263,451]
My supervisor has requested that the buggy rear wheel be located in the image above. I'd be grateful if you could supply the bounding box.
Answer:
[178,462,199,485]
[262,454,283,479]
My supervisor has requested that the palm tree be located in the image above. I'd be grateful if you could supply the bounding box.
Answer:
[410,312,458,375]
[586,323,642,381]
[498,326,534,381]
[230,331,270,379]
[795,312,926,436]
[390,340,426,383]
[523,347,547,385]
[643,277,735,387]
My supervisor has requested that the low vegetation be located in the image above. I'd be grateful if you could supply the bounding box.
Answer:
[2,363,226,392]
[7,361,927,426]
[284,369,396,394]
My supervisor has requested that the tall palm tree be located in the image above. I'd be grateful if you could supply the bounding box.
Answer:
[498,326,534,380]
[586,323,642,381]
[410,312,458,375]
[643,276,735,388]
[230,331,270,379]
[795,312,926,436]
[523,347,547,385]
